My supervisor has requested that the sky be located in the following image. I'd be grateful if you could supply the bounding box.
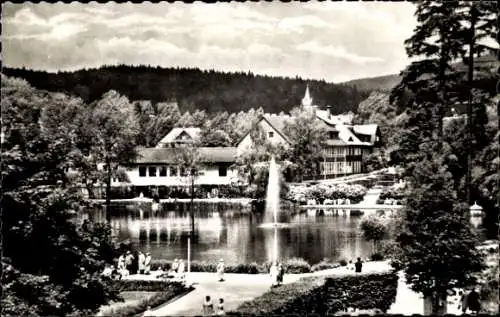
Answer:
[2,2,417,83]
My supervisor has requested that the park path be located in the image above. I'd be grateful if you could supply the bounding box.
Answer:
[126,261,392,316]
[360,187,383,205]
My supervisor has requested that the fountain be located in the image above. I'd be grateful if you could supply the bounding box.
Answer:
[259,156,289,229]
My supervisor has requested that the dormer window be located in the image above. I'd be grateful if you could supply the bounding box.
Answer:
[329,131,339,139]
[268,131,274,138]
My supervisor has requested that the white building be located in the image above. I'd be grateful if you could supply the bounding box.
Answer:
[236,85,381,178]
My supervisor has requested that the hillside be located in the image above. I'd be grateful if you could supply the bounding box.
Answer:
[1,66,369,115]
[341,74,401,92]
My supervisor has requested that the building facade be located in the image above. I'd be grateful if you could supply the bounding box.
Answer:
[237,85,380,178]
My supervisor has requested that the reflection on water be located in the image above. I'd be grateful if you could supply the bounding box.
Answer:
[89,204,381,265]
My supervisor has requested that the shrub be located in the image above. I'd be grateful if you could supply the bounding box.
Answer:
[229,272,398,315]
[103,282,191,317]
[338,259,348,266]
[311,259,341,272]
[370,253,384,261]
[150,259,312,274]
[283,257,311,274]
[111,280,184,292]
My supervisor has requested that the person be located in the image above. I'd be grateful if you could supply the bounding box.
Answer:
[277,263,284,285]
[138,251,146,274]
[355,257,363,273]
[168,259,179,278]
[202,295,214,316]
[117,253,126,270]
[125,251,134,273]
[144,252,152,274]
[143,305,154,317]
[269,262,278,287]
[467,288,480,314]
[178,259,185,280]
[458,290,468,314]
[216,259,225,282]
[217,298,225,316]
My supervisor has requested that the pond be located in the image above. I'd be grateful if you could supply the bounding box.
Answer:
[88,203,379,265]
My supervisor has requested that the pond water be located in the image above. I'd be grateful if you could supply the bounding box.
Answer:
[89,203,378,265]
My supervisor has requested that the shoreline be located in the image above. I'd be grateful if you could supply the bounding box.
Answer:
[90,197,255,205]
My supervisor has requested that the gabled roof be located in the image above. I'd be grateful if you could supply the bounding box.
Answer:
[135,147,237,164]
[352,124,379,144]
[156,127,201,148]
[236,114,292,146]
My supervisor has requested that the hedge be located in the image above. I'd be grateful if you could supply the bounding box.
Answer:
[379,187,405,201]
[102,281,192,317]
[111,279,187,292]
[229,272,398,315]
[150,257,313,274]
[149,257,360,274]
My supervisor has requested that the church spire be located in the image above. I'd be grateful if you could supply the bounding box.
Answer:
[302,84,313,108]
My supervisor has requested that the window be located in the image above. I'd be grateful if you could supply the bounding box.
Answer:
[180,167,187,177]
[139,166,147,177]
[219,166,227,177]
[159,166,167,177]
[149,166,157,177]
[268,131,274,138]
[170,166,178,177]
[329,131,338,139]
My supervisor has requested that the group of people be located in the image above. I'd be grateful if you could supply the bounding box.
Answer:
[117,250,152,276]
[269,262,285,287]
[347,258,364,273]
[164,258,186,280]
[203,296,225,316]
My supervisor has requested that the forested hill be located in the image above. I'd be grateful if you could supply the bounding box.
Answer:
[1,66,370,114]
[341,74,401,92]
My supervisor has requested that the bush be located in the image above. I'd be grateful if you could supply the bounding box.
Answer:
[370,253,384,261]
[311,259,341,272]
[111,280,185,292]
[229,272,398,315]
[103,282,191,317]
[288,183,367,204]
[150,258,312,274]
[338,259,348,266]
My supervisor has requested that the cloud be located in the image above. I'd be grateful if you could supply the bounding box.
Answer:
[2,2,416,82]
[278,15,336,32]
[296,41,384,65]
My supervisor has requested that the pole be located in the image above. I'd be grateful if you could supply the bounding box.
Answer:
[466,5,476,208]
[187,235,191,277]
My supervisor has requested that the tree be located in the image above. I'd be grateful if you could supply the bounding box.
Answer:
[394,155,484,315]
[360,215,387,254]
[283,107,327,181]
[1,76,121,316]
[391,1,466,153]
[89,91,139,213]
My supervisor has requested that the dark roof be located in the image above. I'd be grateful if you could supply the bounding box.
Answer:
[134,147,237,164]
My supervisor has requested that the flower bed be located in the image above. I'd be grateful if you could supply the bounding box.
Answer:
[288,183,367,204]
[101,281,191,317]
[229,272,398,315]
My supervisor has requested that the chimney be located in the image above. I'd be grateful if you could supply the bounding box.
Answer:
[326,105,331,119]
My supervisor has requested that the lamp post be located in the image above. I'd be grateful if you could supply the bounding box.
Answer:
[469,201,483,217]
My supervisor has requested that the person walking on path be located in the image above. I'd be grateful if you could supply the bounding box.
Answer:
[217,298,225,316]
[177,259,186,280]
[467,288,481,315]
[144,252,152,274]
[458,290,468,314]
[277,263,284,286]
[138,251,146,274]
[125,251,134,273]
[355,257,363,273]
[217,259,225,282]
[269,262,278,287]
[202,295,214,316]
